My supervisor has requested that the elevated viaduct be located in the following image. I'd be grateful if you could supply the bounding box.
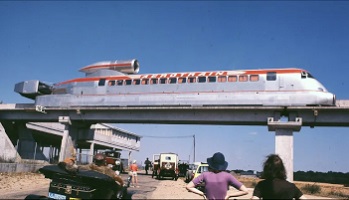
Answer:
[1,100,349,180]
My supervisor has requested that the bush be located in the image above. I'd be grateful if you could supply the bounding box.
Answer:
[301,183,321,194]
[328,190,349,199]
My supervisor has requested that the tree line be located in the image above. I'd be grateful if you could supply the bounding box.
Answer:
[294,171,349,186]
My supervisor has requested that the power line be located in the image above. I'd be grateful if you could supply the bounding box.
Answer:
[142,134,196,162]
[142,135,194,138]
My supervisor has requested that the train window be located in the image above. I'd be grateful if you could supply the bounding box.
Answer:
[198,77,206,83]
[208,76,216,82]
[307,72,314,79]
[218,76,227,82]
[117,80,123,86]
[188,77,196,83]
[169,77,177,84]
[108,80,115,86]
[250,75,259,82]
[133,79,140,85]
[125,79,132,85]
[160,78,167,84]
[141,79,149,85]
[267,72,277,81]
[228,75,237,82]
[150,78,158,84]
[239,75,248,82]
[178,77,186,83]
[98,79,106,86]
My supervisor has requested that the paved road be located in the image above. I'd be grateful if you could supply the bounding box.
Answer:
[125,171,160,199]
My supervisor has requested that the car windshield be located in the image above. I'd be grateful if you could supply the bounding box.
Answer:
[188,164,199,170]
[198,165,209,173]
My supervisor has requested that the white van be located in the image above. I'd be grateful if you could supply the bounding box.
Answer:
[156,152,179,180]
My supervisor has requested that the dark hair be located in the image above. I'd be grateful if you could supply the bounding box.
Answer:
[208,166,220,173]
[261,154,287,180]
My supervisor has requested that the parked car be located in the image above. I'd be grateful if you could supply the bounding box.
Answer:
[193,162,209,179]
[156,152,179,180]
[185,162,209,183]
[178,162,190,177]
[25,164,127,199]
[103,150,124,173]
[185,163,199,183]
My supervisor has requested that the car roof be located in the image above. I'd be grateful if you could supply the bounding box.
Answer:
[198,162,208,165]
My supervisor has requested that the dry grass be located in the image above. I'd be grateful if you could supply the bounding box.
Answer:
[295,181,349,199]
[237,176,349,199]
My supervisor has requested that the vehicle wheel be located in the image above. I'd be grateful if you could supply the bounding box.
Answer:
[185,172,189,182]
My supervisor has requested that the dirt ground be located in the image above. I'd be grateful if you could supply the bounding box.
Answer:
[0,172,50,195]
[0,171,253,199]
[147,178,253,199]
[0,171,336,199]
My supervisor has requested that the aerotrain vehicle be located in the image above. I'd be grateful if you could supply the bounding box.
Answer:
[15,59,336,107]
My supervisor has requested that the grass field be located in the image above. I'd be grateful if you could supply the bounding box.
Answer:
[238,176,349,199]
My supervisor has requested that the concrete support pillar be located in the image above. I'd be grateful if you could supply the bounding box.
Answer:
[128,150,132,169]
[0,123,20,162]
[48,145,53,163]
[58,116,77,162]
[78,148,82,164]
[59,128,70,162]
[275,128,294,181]
[268,117,302,182]
[54,147,58,162]
[89,142,95,164]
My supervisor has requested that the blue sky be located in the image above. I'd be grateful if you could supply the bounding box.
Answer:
[1,1,349,173]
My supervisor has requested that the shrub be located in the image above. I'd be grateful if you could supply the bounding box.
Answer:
[328,190,349,199]
[301,183,321,194]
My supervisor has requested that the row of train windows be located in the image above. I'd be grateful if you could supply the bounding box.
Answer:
[99,73,277,86]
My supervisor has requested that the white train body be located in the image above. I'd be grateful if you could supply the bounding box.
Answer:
[15,59,335,107]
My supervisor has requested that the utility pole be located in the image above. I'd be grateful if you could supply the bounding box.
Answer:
[193,134,196,162]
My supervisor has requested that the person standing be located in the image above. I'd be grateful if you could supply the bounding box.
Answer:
[186,152,248,199]
[130,160,139,188]
[251,154,306,199]
[144,157,151,175]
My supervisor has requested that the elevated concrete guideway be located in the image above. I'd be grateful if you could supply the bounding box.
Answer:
[1,100,349,126]
[1,100,349,181]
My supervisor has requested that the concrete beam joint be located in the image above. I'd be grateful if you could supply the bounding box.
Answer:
[267,117,302,132]
[59,116,71,125]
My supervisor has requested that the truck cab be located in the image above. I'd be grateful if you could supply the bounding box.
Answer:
[156,152,179,180]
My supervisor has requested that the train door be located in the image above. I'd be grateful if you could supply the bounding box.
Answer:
[265,71,281,91]
[97,78,107,94]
